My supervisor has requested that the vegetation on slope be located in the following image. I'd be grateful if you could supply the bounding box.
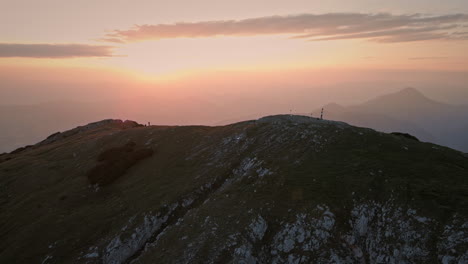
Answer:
[0,115,466,263]
[87,141,154,186]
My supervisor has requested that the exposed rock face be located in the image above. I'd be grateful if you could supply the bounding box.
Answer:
[0,115,466,264]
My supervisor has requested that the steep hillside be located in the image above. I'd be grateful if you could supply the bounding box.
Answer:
[0,115,467,264]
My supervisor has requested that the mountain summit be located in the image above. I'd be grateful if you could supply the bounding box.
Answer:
[0,116,467,263]
[355,87,444,113]
[319,88,468,152]
[392,87,426,98]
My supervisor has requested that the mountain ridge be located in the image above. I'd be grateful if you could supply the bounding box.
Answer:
[1,87,468,153]
[318,88,468,152]
[1,115,466,263]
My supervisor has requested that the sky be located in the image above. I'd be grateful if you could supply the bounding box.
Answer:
[1,0,468,108]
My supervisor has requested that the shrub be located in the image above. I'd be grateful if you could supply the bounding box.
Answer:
[391,132,419,142]
[87,142,154,186]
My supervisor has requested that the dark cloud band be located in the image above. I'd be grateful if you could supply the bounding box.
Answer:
[0,43,115,58]
[103,13,468,43]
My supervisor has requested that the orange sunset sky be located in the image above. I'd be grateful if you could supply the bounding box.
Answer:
[1,0,468,108]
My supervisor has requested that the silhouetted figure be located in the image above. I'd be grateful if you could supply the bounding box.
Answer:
[320,108,324,120]
[148,122,151,126]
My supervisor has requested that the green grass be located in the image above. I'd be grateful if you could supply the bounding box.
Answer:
[0,116,466,263]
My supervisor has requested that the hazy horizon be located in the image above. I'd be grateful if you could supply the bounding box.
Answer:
[1,0,468,152]
[2,86,468,154]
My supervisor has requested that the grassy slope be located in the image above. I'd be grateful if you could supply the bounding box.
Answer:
[0,115,466,263]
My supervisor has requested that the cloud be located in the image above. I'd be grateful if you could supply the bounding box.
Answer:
[408,56,449,60]
[0,43,115,58]
[103,13,468,43]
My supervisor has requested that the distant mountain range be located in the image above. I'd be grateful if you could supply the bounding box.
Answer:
[318,88,468,152]
[1,87,467,153]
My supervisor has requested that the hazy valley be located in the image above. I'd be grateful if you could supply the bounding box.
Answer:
[3,87,467,154]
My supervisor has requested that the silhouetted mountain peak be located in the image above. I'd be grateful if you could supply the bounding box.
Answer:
[322,102,346,111]
[378,87,432,103]
[357,87,444,111]
[391,87,439,104]
[397,87,424,97]
[315,103,347,116]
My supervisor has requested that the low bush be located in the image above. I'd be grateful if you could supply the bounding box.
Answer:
[391,132,419,142]
[87,142,154,186]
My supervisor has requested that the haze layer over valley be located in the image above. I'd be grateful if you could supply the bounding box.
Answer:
[2,78,468,153]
